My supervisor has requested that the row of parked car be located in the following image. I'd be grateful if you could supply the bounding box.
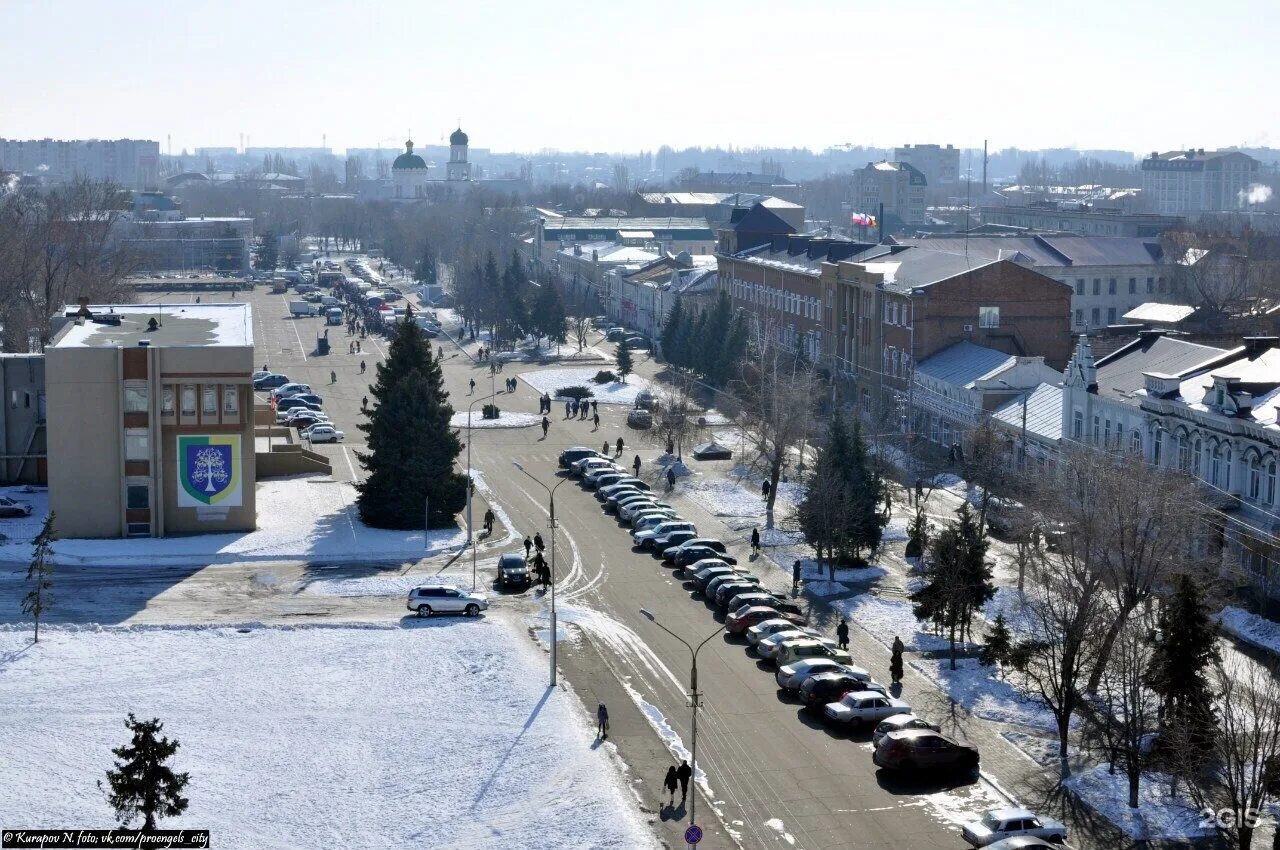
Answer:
[252,372,345,443]
[557,445,1068,850]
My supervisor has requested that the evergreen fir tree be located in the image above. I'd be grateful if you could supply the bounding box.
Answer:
[911,504,993,669]
[671,310,695,369]
[1147,573,1220,746]
[416,241,437,286]
[366,306,430,407]
[480,251,503,337]
[688,312,710,373]
[22,512,55,643]
[615,341,634,379]
[498,257,529,347]
[99,714,190,830]
[254,232,278,271]
[530,278,567,347]
[711,311,748,387]
[660,299,685,365]
[843,420,886,560]
[979,613,1012,669]
[904,507,929,561]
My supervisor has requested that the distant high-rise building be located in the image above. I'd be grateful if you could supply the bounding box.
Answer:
[853,161,927,227]
[893,144,960,187]
[0,138,159,188]
[1140,149,1261,215]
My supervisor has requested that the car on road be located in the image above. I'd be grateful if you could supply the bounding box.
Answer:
[497,553,531,589]
[824,691,911,728]
[775,659,856,692]
[301,424,344,443]
[961,809,1066,847]
[983,839,1060,850]
[633,520,696,549]
[726,605,791,634]
[406,585,488,617]
[254,373,290,390]
[871,714,942,747]
[626,409,653,429]
[0,496,33,518]
[776,639,852,667]
[558,446,601,468]
[875,729,980,775]
[800,671,886,709]
[746,618,809,646]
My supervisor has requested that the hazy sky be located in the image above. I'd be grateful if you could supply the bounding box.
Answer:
[4,0,1277,156]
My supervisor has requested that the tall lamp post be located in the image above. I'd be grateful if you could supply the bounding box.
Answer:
[639,607,724,843]
[513,461,570,687]
[996,379,1028,469]
[465,393,493,591]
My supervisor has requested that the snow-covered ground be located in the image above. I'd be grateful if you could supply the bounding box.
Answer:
[519,368,651,405]
[832,592,971,653]
[0,621,655,849]
[1063,765,1211,841]
[1218,605,1280,656]
[0,479,467,567]
[497,343,610,363]
[449,410,541,429]
[799,559,888,585]
[909,656,1060,731]
[681,478,767,518]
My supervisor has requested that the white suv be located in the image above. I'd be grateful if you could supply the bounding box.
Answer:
[406,585,488,617]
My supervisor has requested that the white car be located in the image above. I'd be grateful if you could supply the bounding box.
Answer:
[619,499,673,522]
[270,382,312,399]
[747,618,807,647]
[629,507,679,528]
[405,585,488,617]
[962,808,1068,847]
[871,713,941,747]
[756,628,823,660]
[776,639,852,667]
[775,659,859,692]
[633,520,696,548]
[302,424,344,443]
[278,407,328,424]
[824,691,911,727]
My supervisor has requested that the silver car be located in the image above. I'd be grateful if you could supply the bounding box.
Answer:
[406,585,488,617]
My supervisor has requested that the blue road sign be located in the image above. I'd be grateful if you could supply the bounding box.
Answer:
[684,824,703,845]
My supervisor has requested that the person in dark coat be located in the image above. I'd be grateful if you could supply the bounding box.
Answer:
[914,478,924,505]
[750,527,761,555]
[792,559,802,591]
[565,401,572,418]
[676,760,692,804]
[541,416,550,437]
[836,619,850,650]
[602,440,610,457]
[633,455,642,477]
[523,536,533,560]
[761,479,771,499]
[591,400,598,414]
[534,533,545,552]
[483,508,495,535]
[666,467,676,492]
[890,636,905,684]
[592,412,600,429]
[597,703,609,739]
[663,766,679,806]
[616,436,625,456]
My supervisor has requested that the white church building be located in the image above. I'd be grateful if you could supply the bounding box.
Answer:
[390,127,472,200]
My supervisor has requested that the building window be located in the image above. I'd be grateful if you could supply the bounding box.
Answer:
[1193,438,1202,476]
[1146,277,1154,293]
[1268,461,1277,505]
[1128,278,1137,294]
[202,386,217,416]
[1249,458,1262,501]
[1129,430,1142,454]
[1104,419,1112,446]
[1072,411,1083,440]
[978,306,999,328]
[123,385,148,413]
[1092,414,1100,443]
[181,385,196,415]
[1075,279,1085,295]
[161,386,175,415]
[1178,436,1190,470]
[125,428,149,461]
[1108,278,1117,294]
[1107,308,1117,324]
[1092,279,1101,295]
[223,387,238,414]
[1091,307,1101,327]
[1074,309,1083,326]
[127,484,150,510]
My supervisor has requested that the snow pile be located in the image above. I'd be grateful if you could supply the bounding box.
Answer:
[799,560,887,584]
[1063,765,1211,840]
[931,472,966,491]
[1218,606,1280,656]
[832,592,966,652]
[1000,730,1064,766]
[0,622,656,849]
[449,410,541,429]
[497,344,609,363]
[760,527,804,547]
[0,478,468,567]
[805,580,850,598]
[519,368,651,405]
[681,479,766,518]
[909,656,1059,731]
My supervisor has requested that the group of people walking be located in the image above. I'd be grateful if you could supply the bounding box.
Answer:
[522,533,552,587]
[562,397,601,429]
[661,760,693,808]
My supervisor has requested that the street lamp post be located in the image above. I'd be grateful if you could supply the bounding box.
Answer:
[513,461,570,687]
[996,379,1028,469]
[639,607,725,843]
[465,393,494,591]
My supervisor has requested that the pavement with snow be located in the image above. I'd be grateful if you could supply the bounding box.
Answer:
[1063,765,1211,841]
[449,410,541,429]
[0,621,655,849]
[519,368,651,405]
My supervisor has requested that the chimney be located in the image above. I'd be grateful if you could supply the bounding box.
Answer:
[75,297,93,319]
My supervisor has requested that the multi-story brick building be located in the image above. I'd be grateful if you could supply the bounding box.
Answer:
[852,161,927,227]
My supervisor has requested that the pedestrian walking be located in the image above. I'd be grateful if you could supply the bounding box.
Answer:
[914,477,924,506]
[540,561,551,588]
[592,413,600,429]
[483,508,495,535]
[356,340,362,353]
[602,440,610,457]
[836,619,850,650]
[349,342,355,354]
[663,766,679,807]
[676,759,691,804]
[360,360,367,374]
[438,345,444,360]
[571,398,579,417]
[541,416,550,437]
[361,396,368,411]
[564,401,572,419]
[633,454,642,477]
[666,467,676,492]
[616,436,624,456]
[489,362,496,377]
[534,532,545,552]
[470,378,477,395]
[591,400,598,415]
[523,536,533,559]
[792,559,802,591]
[597,703,609,739]
[751,527,761,555]
[761,478,771,499]
[330,370,337,384]
[666,436,675,455]
[890,636,905,684]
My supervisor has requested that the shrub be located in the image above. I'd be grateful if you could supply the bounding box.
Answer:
[482,403,500,420]
[556,385,594,400]
[592,370,617,384]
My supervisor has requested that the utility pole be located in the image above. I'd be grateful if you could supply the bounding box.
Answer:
[982,139,988,198]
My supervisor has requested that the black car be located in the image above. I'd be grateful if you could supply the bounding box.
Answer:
[290,413,328,429]
[711,579,763,608]
[799,672,874,709]
[718,583,783,612]
[674,544,735,568]
[254,374,290,389]
[277,397,321,413]
[292,393,324,406]
[497,553,530,588]
[691,441,732,461]
[558,447,599,469]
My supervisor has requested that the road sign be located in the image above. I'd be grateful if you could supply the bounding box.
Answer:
[684,824,703,845]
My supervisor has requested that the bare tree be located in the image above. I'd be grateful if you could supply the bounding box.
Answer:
[1091,616,1160,809]
[1171,659,1280,850]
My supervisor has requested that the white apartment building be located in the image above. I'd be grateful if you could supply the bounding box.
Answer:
[1140,149,1261,215]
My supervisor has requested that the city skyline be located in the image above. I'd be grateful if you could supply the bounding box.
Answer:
[4,0,1277,157]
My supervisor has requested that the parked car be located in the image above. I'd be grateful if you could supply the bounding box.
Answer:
[612,492,654,512]
[627,408,653,429]
[776,659,857,692]
[253,373,290,390]
[707,576,762,606]
[606,327,626,341]
[598,486,642,508]
[497,553,530,589]
[726,605,790,634]
[559,446,601,468]
[0,496,33,518]
[675,544,736,569]
[724,593,801,620]
[824,691,911,727]
[655,530,698,554]
[405,585,488,617]
[633,521,696,549]
[747,618,809,647]
[291,393,324,407]
[270,382,312,399]
[630,510,680,532]
[801,671,886,709]
[777,639,852,668]
[633,390,657,410]
[755,627,822,659]
[983,838,1060,850]
[585,471,627,491]
[276,396,321,414]
[571,457,615,478]
[620,499,673,523]
[284,411,331,428]
[961,809,1066,847]
[598,478,649,500]
[691,441,732,461]
[624,336,650,351]
[664,537,729,563]
[871,714,942,747]
[875,729,981,776]
[690,563,742,591]
[251,370,272,382]
[302,424,344,443]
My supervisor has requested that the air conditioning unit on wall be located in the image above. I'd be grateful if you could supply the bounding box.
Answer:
[963,323,974,332]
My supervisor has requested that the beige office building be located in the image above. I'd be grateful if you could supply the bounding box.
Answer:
[46,303,257,538]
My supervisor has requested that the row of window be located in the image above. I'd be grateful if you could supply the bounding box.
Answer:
[124,383,240,417]
[1073,276,1167,297]
[1072,410,1144,456]
[1075,307,1120,328]
[882,345,913,379]
[882,300,910,327]
[731,279,820,321]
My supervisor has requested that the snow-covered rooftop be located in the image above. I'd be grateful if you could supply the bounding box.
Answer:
[52,303,254,348]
